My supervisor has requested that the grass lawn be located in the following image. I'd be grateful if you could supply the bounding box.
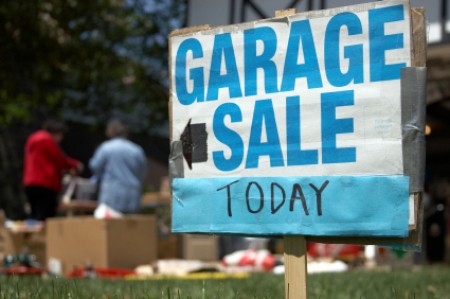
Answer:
[0,266,449,298]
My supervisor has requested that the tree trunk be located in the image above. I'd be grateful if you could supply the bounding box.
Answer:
[0,127,27,219]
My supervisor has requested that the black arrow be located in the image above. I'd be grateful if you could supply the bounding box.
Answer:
[180,119,208,169]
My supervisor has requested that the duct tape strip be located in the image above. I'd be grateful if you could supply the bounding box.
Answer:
[169,141,184,185]
[180,119,208,169]
[401,67,427,193]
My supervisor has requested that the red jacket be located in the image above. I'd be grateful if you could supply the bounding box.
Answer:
[23,130,80,192]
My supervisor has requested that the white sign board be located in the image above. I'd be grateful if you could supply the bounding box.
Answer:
[169,0,414,237]
[171,0,411,179]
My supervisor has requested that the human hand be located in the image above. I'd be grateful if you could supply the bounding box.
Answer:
[69,162,84,176]
[77,162,84,173]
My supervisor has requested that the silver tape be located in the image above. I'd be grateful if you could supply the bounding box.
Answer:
[169,140,184,185]
[401,67,427,193]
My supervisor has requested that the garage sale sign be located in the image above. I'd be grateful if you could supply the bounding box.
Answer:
[169,0,413,237]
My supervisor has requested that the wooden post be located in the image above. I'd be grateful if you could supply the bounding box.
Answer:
[275,8,309,299]
[275,8,296,18]
[284,236,308,299]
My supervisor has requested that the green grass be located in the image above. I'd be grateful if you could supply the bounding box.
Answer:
[0,266,449,298]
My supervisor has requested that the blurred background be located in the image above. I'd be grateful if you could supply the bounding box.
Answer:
[1,0,450,265]
[0,0,186,218]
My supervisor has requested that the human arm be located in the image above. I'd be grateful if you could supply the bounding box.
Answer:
[44,137,82,173]
[89,144,107,176]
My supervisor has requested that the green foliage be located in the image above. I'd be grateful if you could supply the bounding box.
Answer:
[0,0,184,219]
[0,0,184,133]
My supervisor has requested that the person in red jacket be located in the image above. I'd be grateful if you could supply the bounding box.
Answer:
[23,120,83,220]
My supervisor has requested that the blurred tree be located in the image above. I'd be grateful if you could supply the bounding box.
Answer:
[0,0,185,218]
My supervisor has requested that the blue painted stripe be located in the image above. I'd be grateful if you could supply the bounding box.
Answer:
[172,176,409,237]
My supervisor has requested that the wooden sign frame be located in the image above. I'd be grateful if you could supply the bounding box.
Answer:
[168,3,427,299]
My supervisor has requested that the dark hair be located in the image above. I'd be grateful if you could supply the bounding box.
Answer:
[106,119,128,138]
[42,120,68,134]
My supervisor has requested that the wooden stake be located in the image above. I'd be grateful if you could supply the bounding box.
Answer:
[275,8,297,18]
[284,236,308,299]
[275,8,309,299]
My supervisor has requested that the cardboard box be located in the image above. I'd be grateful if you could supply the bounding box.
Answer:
[0,228,25,256]
[46,216,157,273]
[158,234,180,259]
[0,227,46,265]
[182,234,218,261]
[27,231,46,264]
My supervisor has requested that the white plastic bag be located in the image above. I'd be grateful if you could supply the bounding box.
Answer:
[94,203,123,219]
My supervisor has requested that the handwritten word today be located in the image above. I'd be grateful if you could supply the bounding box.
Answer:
[173,4,408,173]
[171,175,410,236]
[217,179,330,217]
